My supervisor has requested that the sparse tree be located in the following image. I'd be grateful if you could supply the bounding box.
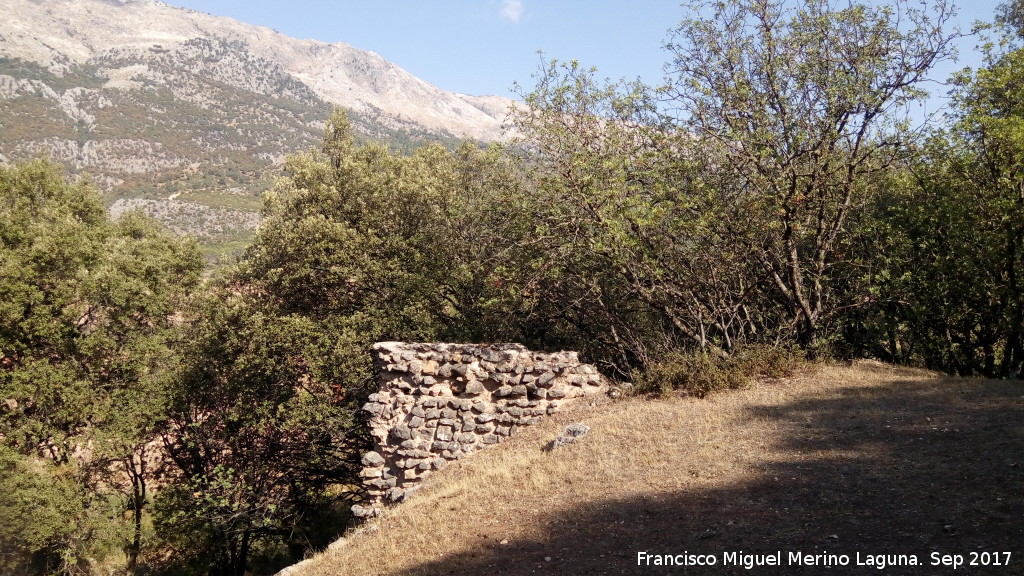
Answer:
[663,0,961,351]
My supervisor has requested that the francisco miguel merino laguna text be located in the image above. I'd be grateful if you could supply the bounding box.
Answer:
[637,550,926,569]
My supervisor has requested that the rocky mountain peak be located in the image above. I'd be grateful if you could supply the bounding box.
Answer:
[0,0,515,141]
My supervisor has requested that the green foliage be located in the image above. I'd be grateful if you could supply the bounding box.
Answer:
[846,37,1024,377]
[0,159,203,573]
[0,446,85,575]
[507,0,962,372]
[636,345,804,397]
[662,0,960,351]
[153,110,506,575]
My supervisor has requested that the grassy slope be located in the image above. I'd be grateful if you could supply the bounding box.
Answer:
[292,362,1024,576]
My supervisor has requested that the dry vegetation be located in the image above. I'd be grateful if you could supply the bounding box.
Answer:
[289,362,1024,576]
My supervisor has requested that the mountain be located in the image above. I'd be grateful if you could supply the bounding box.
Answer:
[0,0,517,259]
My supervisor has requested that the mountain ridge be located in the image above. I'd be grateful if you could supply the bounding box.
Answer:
[0,0,513,141]
[0,0,518,261]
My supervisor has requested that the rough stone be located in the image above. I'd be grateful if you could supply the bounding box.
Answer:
[361,451,385,467]
[553,422,591,448]
[360,466,383,478]
[435,426,454,442]
[351,504,381,518]
[391,424,415,441]
[362,402,385,415]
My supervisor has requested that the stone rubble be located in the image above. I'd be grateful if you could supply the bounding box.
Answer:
[552,422,591,448]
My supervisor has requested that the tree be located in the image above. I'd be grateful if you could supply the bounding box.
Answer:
[511,59,760,369]
[0,159,202,573]
[662,0,960,351]
[853,34,1024,377]
[155,110,525,574]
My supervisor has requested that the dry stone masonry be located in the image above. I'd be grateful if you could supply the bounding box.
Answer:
[357,342,607,512]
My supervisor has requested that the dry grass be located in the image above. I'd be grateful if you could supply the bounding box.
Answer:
[290,361,1024,576]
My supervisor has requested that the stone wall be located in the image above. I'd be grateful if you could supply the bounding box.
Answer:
[357,342,607,512]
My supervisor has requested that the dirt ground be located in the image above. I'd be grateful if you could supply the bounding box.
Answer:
[298,362,1024,576]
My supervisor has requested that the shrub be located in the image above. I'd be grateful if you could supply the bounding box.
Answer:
[635,345,804,397]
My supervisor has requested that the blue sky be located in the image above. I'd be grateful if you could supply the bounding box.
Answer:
[168,0,1005,113]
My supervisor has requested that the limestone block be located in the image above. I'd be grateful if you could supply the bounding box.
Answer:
[360,467,383,478]
[391,424,416,441]
[361,451,385,467]
[422,360,439,375]
[547,385,567,399]
[435,425,454,442]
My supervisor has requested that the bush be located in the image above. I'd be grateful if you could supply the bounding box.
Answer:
[635,345,804,397]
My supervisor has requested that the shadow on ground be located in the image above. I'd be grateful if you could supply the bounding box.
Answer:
[399,375,1024,575]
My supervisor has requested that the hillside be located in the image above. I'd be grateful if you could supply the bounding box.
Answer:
[0,0,516,259]
[286,362,1024,576]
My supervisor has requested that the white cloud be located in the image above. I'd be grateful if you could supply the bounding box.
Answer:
[500,0,524,23]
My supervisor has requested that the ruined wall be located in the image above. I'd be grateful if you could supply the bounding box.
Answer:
[357,342,607,511]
